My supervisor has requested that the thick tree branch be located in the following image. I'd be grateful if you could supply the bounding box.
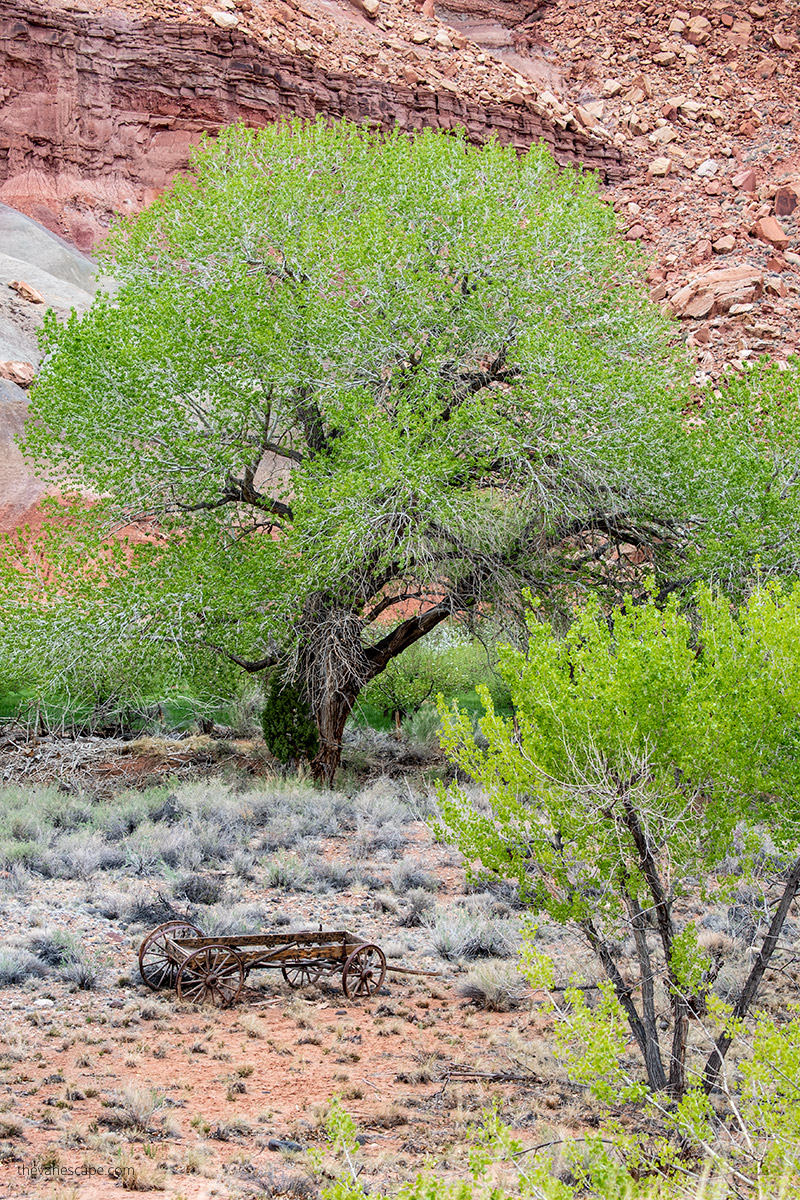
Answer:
[200,640,278,673]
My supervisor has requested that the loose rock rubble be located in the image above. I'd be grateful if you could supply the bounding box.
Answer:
[526,0,800,377]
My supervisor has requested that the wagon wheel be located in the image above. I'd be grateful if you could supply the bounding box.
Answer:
[342,944,386,999]
[176,945,245,1008]
[138,920,204,992]
[282,961,324,989]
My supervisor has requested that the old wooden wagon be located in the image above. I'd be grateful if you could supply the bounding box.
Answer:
[138,920,426,1007]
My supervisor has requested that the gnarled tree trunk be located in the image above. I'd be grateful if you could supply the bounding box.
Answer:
[310,688,357,785]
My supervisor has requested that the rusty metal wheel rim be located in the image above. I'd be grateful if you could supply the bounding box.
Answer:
[342,944,386,999]
[281,961,324,989]
[176,945,244,1008]
[138,920,203,992]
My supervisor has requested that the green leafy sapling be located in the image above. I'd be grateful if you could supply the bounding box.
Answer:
[436,583,800,1098]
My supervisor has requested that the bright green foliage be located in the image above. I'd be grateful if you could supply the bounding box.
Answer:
[550,982,648,1105]
[260,676,320,764]
[436,583,800,1094]
[363,625,503,719]
[0,118,695,774]
[437,583,800,906]
[312,1091,798,1200]
[684,358,800,588]
[737,1006,800,1177]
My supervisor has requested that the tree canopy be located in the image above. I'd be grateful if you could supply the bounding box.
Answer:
[5,118,800,776]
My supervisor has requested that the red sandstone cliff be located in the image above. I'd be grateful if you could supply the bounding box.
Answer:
[0,0,624,247]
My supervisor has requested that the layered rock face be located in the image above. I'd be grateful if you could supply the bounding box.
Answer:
[0,0,623,248]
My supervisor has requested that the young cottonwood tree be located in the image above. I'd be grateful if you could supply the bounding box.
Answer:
[8,119,794,778]
[435,585,800,1098]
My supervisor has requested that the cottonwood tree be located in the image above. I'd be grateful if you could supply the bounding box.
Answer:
[7,120,799,778]
[435,585,800,1098]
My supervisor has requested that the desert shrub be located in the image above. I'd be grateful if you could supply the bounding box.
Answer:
[456,961,527,1011]
[261,677,319,766]
[390,857,439,894]
[428,907,518,962]
[173,873,225,905]
[263,853,310,891]
[352,824,408,860]
[353,779,411,827]
[122,891,187,928]
[61,952,103,990]
[304,857,353,893]
[25,929,80,967]
[90,888,128,919]
[45,830,126,878]
[203,902,270,936]
[0,840,47,873]
[342,724,408,773]
[399,888,435,928]
[231,850,257,880]
[102,1086,165,1132]
[400,703,443,754]
[0,947,49,985]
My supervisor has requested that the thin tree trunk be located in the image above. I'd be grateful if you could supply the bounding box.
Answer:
[626,894,668,1092]
[618,785,688,1096]
[703,854,800,1094]
[579,918,669,1091]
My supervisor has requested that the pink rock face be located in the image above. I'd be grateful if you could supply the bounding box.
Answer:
[0,0,625,244]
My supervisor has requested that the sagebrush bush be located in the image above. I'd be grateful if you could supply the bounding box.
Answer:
[25,929,79,967]
[390,857,439,894]
[304,857,353,893]
[456,961,527,1011]
[0,947,48,985]
[399,888,435,927]
[202,902,271,936]
[263,853,310,891]
[61,953,103,990]
[428,907,518,962]
[103,1086,165,1132]
[173,873,225,906]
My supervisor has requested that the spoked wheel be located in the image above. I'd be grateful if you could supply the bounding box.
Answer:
[138,920,204,992]
[176,944,245,1008]
[342,943,386,1000]
[282,961,324,989]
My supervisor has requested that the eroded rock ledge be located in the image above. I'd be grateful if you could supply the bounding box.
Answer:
[0,0,624,247]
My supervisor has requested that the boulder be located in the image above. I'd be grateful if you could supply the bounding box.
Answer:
[775,185,800,218]
[753,216,789,250]
[202,7,239,27]
[669,263,764,319]
[684,15,711,45]
[9,280,44,304]
[732,167,757,192]
[0,360,34,387]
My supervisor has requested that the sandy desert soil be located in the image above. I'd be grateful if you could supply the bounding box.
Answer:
[0,759,583,1199]
[0,743,798,1199]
